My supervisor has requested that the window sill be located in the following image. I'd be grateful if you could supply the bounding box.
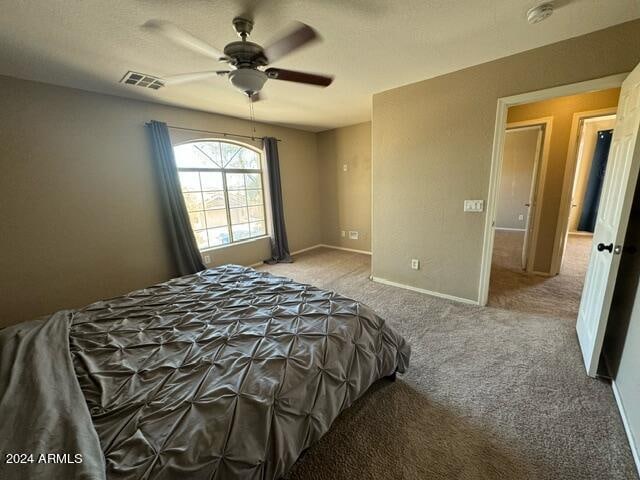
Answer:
[200,235,270,254]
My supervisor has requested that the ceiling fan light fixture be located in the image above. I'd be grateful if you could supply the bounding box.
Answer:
[228,68,267,96]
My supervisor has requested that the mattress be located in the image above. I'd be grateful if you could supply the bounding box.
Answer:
[0,265,410,480]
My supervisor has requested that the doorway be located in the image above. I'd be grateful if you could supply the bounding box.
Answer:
[556,112,617,273]
[482,80,623,319]
[494,122,547,272]
[568,115,617,233]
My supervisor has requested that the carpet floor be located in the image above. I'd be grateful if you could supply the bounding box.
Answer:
[489,230,593,319]
[257,247,637,480]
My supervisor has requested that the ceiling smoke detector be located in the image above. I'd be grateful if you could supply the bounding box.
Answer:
[527,3,554,24]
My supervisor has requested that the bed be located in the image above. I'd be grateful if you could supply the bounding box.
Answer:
[0,265,410,480]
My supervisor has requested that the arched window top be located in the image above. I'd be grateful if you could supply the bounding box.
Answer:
[174,140,260,170]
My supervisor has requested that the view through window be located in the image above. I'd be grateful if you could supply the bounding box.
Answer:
[174,140,267,250]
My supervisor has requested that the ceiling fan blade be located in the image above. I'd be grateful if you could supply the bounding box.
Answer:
[163,70,229,85]
[143,20,226,60]
[262,22,319,63]
[265,68,333,87]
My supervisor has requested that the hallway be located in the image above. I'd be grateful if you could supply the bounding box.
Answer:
[489,230,593,318]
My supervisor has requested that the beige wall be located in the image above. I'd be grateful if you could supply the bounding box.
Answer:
[568,116,617,232]
[496,127,540,230]
[372,20,640,302]
[507,88,620,272]
[317,122,372,252]
[0,75,321,328]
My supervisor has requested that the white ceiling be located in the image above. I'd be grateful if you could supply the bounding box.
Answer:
[1,0,638,132]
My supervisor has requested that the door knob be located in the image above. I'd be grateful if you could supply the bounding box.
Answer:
[597,243,614,253]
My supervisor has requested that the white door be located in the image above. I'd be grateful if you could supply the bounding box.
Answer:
[577,63,640,377]
[497,126,543,270]
[522,128,544,270]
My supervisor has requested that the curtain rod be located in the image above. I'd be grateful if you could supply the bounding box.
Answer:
[149,123,282,142]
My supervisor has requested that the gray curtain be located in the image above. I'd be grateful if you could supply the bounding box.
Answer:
[578,129,613,233]
[147,120,206,275]
[263,137,293,264]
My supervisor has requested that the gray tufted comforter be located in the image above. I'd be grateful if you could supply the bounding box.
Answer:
[0,265,410,480]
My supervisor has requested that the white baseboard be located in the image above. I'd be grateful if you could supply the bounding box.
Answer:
[495,227,526,232]
[612,379,640,477]
[252,243,371,268]
[290,244,323,256]
[249,244,322,267]
[257,246,477,306]
[371,276,479,305]
[531,270,555,277]
[293,243,372,256]
[318,244,372,255]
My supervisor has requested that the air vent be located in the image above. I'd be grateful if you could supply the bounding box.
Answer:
[120,71,164,90]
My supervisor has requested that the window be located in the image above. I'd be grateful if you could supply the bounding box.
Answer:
[173,140,267,250]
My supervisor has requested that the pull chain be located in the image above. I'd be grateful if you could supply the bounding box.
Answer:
[248,97,257,140]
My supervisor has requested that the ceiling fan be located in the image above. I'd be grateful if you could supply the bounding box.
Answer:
[143,17,333,101]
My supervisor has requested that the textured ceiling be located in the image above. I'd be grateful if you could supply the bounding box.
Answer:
[1,0,638,132]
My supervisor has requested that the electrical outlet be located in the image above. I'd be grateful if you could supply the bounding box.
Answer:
[343,164,348,172]
[518,214,524,221]
[349,231,359,240]
[203,255,211,263]
[411,259,420,270]
[341,230,346,238]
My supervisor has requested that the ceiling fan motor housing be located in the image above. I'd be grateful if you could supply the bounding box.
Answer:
[228,68,267,96]
[223,41,267,67]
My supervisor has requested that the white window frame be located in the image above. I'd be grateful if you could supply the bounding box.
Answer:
[173,139,269,251]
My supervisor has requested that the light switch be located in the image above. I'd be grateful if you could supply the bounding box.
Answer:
[464,200,484,212]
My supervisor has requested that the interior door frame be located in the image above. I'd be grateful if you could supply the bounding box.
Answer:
[478,73,627,306]
[551,108,619,275]
[503,120,552,273]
